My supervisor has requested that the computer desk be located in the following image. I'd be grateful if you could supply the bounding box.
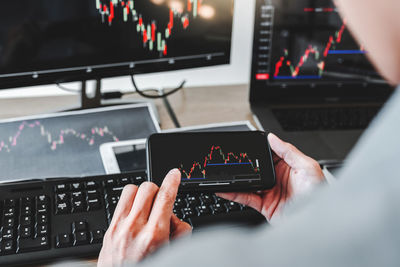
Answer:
[0,83,258,266]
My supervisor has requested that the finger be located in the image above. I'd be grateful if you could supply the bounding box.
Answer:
[267,133,309,169]
[126,182,159,224]
[272,152,281,165]
[216,192,263,213]
[109,184,138,227]
[148,169,181,226]
[170,214,192,239]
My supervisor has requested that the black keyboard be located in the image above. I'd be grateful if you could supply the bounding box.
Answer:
[0,171,265,266]
[272,106,380,131]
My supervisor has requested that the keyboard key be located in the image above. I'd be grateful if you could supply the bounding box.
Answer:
[85,181,98,189]
[181,207,195,219]
[211,203,226,214]
[71,191,84,201]
[174,197,185,209]
[106,187,124,197]
[86,190,99,200]
[4,207,15,217]
[185,196,200,207]
[72,200,85,213]
[21,205,32,216]
[196,205,211,216]
[2,240,15,254]
[71,182,83,191]
[72,221,87,233]
[36,203,48,214]
[133,175,145,184]
[173,208,183,219]
[21,196,34,204]
[55,202,70,215]
[56,233,72,248]
[90,229,104,244]
[20,216,32,226]
[119,177,130,186]
[104,178,118,187]
[17,236,50,253]
[4,199,17,207]
[55,183,69,192]
[56,193,69,202]
[35,224,48,237]
[19,226,32,238]
[106,195,119,209]
[36,195,48,204]
[87,199,101,211]
[37,214,48,225]
[226,201,241,212]
[73,231,89,246]
[214,196,228,205]
[4,217,15,228]
[200,194,215,205]
[2,228,14,240]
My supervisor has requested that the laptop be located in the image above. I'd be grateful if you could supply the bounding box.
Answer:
[249,0,393,160]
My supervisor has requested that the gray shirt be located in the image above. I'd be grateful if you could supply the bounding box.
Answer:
[139,87,400,267]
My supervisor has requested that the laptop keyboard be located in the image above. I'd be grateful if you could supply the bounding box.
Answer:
[272,106,381,131]
[0,171,265,266]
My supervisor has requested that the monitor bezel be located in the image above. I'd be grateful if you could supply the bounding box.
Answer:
[0,0,233,90]
[0,54,230,90]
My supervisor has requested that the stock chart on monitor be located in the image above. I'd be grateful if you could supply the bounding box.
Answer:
[0,0,233,82]
[252,0,381,86]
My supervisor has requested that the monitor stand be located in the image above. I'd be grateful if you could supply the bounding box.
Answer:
[80,79,102,109]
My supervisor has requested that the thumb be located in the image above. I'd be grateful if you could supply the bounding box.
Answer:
[170,214,192,239]
[267,133,312,169]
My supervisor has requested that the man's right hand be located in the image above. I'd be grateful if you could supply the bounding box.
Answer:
[217,133,325,221]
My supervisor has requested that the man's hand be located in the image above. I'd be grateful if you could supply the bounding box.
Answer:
[98,169,191,267]
[217,133,325,221]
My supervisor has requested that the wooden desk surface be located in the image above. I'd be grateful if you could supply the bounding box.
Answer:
[0,84,256,266]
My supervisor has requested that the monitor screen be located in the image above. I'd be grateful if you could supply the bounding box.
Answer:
[250,0,390,100]
[0,0,233,89]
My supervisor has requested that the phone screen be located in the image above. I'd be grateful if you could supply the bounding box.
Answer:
[113,143,147,172]
[147,131,275,192]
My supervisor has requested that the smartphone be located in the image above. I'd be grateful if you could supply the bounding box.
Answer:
[147,131,275,192]
[100,139,147,174]
[99,122,256,174]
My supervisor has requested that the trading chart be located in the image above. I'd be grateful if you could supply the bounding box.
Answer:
[0,0,233,77]
[0,104,158,181]
[95,0,204,56]
[179,145,261,183]
[148,132,270,189]
[252,0,378,84]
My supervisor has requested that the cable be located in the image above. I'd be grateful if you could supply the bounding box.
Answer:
[56,83,81,93]
[130,75,186,99]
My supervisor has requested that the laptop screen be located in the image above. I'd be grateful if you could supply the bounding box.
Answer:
[250,0,391,102]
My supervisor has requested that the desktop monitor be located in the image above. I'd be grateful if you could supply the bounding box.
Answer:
[0,0,233,90]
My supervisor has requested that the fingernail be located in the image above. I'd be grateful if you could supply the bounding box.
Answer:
[168,168,180,175]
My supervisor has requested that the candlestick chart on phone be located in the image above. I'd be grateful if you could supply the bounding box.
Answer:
[179,145,261,182]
